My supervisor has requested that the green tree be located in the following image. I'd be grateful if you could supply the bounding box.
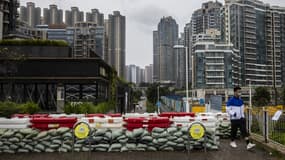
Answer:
[253,87,271,107]
[132,89,143,103]
[146,83,171,104]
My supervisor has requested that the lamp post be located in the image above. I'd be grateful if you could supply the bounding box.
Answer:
[173,45,190,112]
[246,79,252,108]
[157,85,160,113]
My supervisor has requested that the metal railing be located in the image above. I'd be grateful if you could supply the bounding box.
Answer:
[247,107,285,146]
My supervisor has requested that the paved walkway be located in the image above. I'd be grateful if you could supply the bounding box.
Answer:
[0,139,280,160]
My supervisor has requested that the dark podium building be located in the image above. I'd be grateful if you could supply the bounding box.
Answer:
[0,45,114,111]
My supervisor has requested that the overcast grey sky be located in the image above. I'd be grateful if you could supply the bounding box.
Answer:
[20,0,285,68]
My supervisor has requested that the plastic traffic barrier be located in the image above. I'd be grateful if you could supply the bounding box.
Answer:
[11,114,30,118]
[86,114,105,118]
[30,114,49,118]
[159,112,195,118]
[148,117,170,124]
[124,113,158,118]
[0,118,31,129]
[49,114,85,118]
[107,113,122,117]
[31,118,77,123]
[124,117,146,124]
[30,117,77,130]
[0,124,30,129]
[31,123,74,130]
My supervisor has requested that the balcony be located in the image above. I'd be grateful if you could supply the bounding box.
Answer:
[206,63,224,65]
[206,76,225,78]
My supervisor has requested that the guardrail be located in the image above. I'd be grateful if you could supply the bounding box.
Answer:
[247,107,285,146]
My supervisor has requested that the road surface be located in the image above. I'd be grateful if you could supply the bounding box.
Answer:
[0,139,280,160]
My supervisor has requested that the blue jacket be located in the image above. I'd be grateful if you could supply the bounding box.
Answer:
[226,96,245,120]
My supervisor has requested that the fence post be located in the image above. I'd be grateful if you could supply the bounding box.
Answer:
[263,107,269,143]
[246,107,252,134]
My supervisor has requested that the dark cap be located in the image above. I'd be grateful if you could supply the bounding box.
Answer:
[234,86,241,92]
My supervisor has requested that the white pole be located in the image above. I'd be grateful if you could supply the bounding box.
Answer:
[157,85,160,113]
[191,55,194,112]
[249,80,252,108]
[185,46,189,113]
[125,92,128,114]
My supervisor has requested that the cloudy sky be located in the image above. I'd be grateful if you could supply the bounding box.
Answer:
[20,0,285,68]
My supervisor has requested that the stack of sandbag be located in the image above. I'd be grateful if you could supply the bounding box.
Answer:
[151,127,185,151]
[0,128,72,153]
[0,118,30,129]
[216,116,231,138]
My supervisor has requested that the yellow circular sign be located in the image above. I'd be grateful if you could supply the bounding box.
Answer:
[74,122,90,139]
[189,123,205,140]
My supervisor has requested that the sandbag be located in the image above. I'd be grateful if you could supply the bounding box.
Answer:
[152,127,164,133]
[133,128,144,137]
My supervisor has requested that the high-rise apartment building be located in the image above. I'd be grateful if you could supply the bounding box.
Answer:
[106,11,126,78]
[43,5,63,25]
[192,29,241,89]
[19,2,41,27]
[153,31,159,82]
[191,1,223,35]
[65,7,84,27]
[0,0,19,39]
[153,16,178,83]
[224,0,285,87]
[86,9,104,26]
[73,22,97,57]
[144,64,153,83]
[173,33,186,89]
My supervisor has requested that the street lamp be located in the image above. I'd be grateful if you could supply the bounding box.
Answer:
[173,45,190,112]
[157,85,160,113]
[246,79,252,108]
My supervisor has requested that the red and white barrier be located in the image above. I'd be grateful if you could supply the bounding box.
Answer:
[0,118,31,129]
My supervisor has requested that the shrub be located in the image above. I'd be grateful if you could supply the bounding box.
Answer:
[0,39,68,47]
[94,101,115,113]
[0,101,40,117]
[19,101,40,114]
[64,101,115,114]
[0,101,20,118]
[146,101,156,113]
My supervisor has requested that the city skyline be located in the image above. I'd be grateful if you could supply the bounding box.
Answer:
[20,0,285,68]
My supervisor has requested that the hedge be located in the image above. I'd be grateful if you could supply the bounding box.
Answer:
[0,101,40,118]
[0,39,68,47]
[64,101,115,114]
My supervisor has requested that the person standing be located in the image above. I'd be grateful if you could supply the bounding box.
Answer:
[226,86,256,150]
